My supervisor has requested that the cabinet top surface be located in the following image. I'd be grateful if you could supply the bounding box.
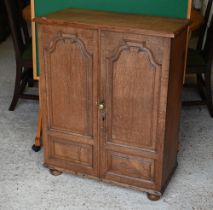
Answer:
[36,8,189,38]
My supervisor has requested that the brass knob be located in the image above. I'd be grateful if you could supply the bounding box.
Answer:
[98,102,105,110]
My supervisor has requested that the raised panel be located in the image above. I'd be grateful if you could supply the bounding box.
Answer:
[44,31,94,137]
[104,37,162,149]
[107,152,155,181]
[49,137,93,167]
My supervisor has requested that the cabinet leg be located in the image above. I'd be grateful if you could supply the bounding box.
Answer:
[147,193,161,201]
[49,169,63,176]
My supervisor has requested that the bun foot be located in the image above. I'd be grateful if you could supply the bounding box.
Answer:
[147,193,161,201]
[49,169,63,176]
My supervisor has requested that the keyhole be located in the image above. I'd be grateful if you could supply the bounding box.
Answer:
[102,113,106,121]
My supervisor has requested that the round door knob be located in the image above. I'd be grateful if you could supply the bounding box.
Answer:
[98,103,105,110]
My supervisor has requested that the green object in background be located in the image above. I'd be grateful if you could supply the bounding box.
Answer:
[34,0,189,76]
[35,0,188,19]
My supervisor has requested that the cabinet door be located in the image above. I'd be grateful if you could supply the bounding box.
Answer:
[100,31,171,189]
[38,25,99,176]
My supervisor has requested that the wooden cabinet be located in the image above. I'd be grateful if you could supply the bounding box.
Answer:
[36,9,189,200]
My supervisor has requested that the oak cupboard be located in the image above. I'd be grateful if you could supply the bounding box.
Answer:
[36,9,189,201]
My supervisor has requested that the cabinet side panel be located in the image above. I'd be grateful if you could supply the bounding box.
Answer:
[38,24,49,165]
[162,30,187,187]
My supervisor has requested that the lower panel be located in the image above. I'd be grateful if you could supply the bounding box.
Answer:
[102,150,156,190]
[45,136,98,176]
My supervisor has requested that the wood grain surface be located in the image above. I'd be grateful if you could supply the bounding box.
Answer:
[37,8,188,199]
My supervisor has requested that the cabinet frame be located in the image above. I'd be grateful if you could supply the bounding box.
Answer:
[36,9,189,200]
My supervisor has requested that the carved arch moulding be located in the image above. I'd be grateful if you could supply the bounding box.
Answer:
[107,40,162,70]
[44,31,93,60]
